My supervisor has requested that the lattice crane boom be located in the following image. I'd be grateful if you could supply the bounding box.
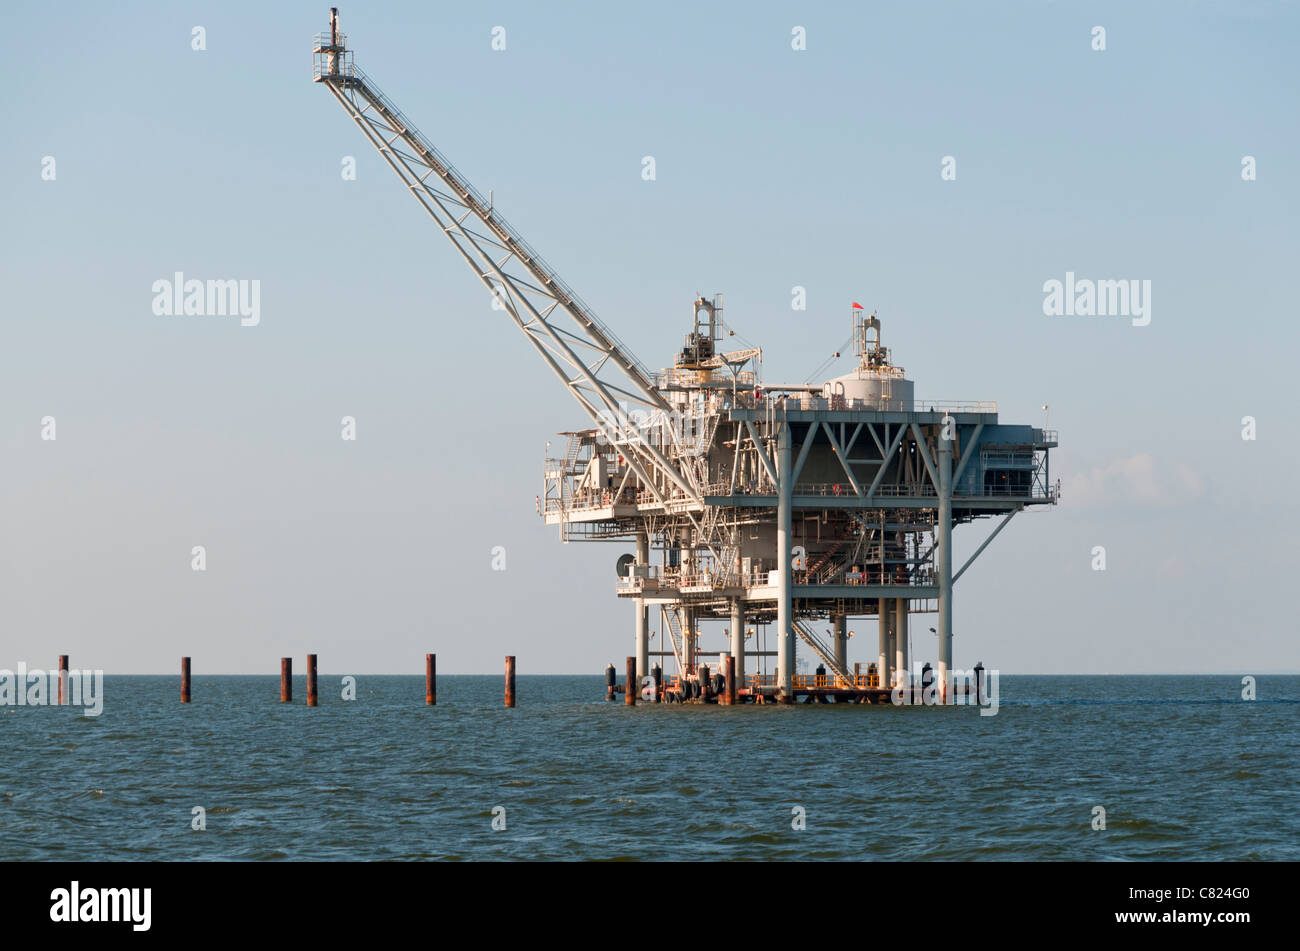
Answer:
[312,10,701,504]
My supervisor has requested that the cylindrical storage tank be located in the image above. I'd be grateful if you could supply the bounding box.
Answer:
[824,369,914,410]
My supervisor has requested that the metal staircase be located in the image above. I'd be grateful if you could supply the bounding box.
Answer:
[793,620,853,685]
[661,606,687,675]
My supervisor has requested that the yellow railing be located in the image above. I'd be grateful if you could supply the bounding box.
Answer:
[664,672,882,693]
[791,673,883,689]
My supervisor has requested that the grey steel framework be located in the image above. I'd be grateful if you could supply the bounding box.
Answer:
[314,11,1058,703]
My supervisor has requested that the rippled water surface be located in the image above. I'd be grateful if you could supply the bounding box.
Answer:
[3,675,1296,860]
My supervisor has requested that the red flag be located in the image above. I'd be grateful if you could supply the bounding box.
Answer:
[851,302,864,310]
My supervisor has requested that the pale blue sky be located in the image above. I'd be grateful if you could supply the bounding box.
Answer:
[2,1,1297,674]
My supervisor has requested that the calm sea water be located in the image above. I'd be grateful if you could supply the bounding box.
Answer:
[4,675,1296,861]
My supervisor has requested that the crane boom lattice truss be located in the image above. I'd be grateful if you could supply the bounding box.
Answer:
[312,24,701,507]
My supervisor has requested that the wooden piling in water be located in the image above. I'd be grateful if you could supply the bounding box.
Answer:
[426,653,436,705]
[625,656,636,706]
[281,658,292,702]
[505,655,516,708]
[181,657,191,703]
[306,654,318,706]
[58,655,68,706]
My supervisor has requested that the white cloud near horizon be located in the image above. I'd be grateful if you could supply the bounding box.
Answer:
[1062,453,1205,508]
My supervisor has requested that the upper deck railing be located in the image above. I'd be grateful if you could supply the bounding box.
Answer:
[727,394,998,414]
[657,368,757,389]
[542,476,1057,519]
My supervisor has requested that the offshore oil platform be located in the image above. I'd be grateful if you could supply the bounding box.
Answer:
[313,10,1058,704]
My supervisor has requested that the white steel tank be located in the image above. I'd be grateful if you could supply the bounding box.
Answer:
[824,366,913,408]
[822,309,913,410]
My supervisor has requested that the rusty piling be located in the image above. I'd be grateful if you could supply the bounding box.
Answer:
[280,657,292,703]
[505,655,516,708]
[724,653,736,705]
[426,653,436,705]
[181,656,191,703]
[57,654,68,706]
[625,656,636,706]
[306,654,318,706]
[652,663,662,703]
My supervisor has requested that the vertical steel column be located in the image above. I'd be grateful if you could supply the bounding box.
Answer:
[635,531,649,678]
[729,597,745,691]
[625,656,637,706]
[877,601,891,691]
[833,614,847,673]
[504,655,516,708]
[894,598,908,688]
[776,422,794,703]
[306,654,318,707]
[937,423,954,703]
[181,657,191,703]
[426,653,436,705]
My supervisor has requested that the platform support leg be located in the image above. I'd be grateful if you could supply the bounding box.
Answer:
[937,424,954,704]
[776,423,794,704]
